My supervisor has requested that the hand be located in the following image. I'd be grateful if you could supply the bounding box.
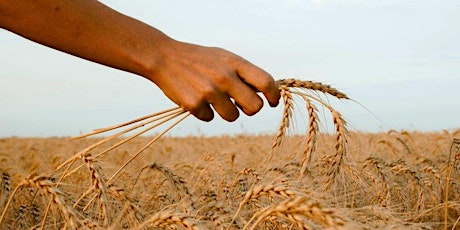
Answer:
[146,40,280,122]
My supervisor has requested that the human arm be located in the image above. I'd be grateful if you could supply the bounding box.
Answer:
[0,0,280,121]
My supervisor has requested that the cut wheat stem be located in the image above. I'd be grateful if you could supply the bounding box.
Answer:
[70,106,182,140]
[107,112,190,183]
[58,107,185,172]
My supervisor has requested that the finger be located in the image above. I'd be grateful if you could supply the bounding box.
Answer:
[227,78,263,116]
[236,61,280,107]
[210,93,240,122]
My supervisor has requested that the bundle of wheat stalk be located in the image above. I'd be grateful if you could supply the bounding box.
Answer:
[66,78,349,184]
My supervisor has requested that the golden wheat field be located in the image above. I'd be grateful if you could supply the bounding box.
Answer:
[0,79,459,229]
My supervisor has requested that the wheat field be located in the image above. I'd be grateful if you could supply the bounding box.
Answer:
[0,79,459,229]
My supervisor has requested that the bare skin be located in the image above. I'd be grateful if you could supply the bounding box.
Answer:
[0,0,280,122]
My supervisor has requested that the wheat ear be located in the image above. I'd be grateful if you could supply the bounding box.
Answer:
[0,171,11,210]
[135,162,193,210]
[268,84,293,161]
[300,96,319,176]
[72,154,110,226]
[231,183,298,224]
[363,157,392,207]
[244,195,347,230]
[136,210,202,230]
[276,79,349,99]
[298,93,347,190]
[388,159,426,211]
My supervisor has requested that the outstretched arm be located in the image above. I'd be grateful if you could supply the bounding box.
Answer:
[0,0,280,121]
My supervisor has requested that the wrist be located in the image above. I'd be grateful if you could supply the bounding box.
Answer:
[133,30,177,83]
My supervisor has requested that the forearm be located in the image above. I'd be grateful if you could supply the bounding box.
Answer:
[0,0,168,77]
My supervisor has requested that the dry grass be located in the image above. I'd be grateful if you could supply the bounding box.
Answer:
[0,79,459,229]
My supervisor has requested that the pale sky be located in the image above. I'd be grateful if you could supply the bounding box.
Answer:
[1,0,459,137]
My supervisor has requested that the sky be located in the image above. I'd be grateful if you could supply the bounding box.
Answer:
[1,0,459,137]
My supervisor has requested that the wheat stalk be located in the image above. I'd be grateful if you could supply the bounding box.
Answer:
[72,154,110,226]
[71,106,183,140]
[57,107,186,173]
[268,85,294,161]
[135,162,193,211]
[363,157,392,207]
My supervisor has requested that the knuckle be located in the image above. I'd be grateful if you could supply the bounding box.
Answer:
[200,85,216,101]
[213,72,229,86]
[181,101,200,115]
[258,78,275,91]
